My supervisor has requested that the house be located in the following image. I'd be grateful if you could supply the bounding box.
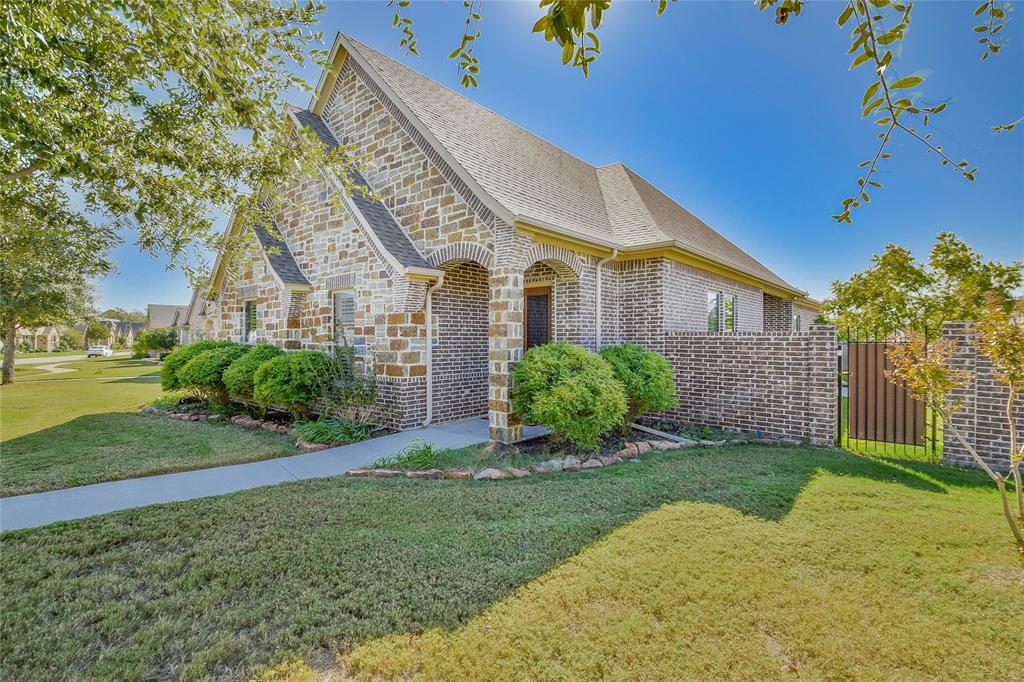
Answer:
[197,33,821,442]
[13,326,62,352]
[145,304,192,343]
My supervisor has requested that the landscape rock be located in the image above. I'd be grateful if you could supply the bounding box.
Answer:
[345,468,375,477]
[509,467,532,479]
[530,459,563,474]
[699,439,727,446]
[189,414,201,421]
[676,437,700,447]
[780,438,803,447]
[652,440,674,450]
[275,424,291,434]
[206,414,225,423]
[231,415,246,424]
[262,422,280,432]
[446,470,474,480]
[406,469,445,480]
[371,469,404,478]
[562,455,581,472]
[623,442,639,456]
[478,441,520,458]
[581,458,603,469]
[474,467,507,480]
[601,455,622,466]
[634,441,652,454]
[295,439,332,452]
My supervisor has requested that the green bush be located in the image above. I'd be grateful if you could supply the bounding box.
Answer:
[253,350,333,420]
[160,340,236,391]
[599,343,678,426]
[223,343,284,401]
[176,343,247,405]
[510,342,626,450]
[133,328,177,359]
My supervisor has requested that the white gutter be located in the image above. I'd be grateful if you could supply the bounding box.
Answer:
[595,248,618,348]
[422,273,445,426]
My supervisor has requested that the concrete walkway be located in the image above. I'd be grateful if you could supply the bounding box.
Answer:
[1,418,542,532]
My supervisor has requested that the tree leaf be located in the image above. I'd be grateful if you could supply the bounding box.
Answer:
[890,76,923,89]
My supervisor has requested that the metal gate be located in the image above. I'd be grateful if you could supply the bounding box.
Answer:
[837,334,940,459]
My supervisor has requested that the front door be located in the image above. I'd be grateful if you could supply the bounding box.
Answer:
[524,286,551,350]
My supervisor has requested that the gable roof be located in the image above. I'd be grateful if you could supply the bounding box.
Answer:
[253,220,311,287]
[146,304,181,329]
[329,35,801,295]
[291,109,434,272]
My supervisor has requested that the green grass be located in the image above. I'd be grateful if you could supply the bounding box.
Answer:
[1,446,1019,680]
[0,357,298,496]
[839,395,943,462]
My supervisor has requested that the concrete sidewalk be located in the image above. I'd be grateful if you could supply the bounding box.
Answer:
[1,418,539,532]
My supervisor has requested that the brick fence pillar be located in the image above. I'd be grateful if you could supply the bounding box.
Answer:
[807,324,838,446]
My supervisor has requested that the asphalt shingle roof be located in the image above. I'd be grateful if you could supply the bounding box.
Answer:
[292,109,433,271]
[344,36,797,292]
[252,221,311,287]
[147,304,181,329]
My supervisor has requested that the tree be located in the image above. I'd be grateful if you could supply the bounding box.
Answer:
[0,179,116,383]
[393,0,1018,223]
[1,0,361,280]
[824,232,1022,339]
[83,320,112,346]
[887,298,1024,554]
[132,329,178,359]
[100,308,146,324]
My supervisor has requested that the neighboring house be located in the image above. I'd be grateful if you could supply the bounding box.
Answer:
[145,304,192,343]
[13,326,62,352]
[197,33,821,442]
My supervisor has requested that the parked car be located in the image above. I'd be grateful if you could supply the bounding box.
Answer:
[86,345,114,358]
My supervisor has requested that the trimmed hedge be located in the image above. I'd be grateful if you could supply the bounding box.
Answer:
[599,343,678,426]
[160,340,237,391]
[510,342,626,450]
[177,344,248,405]
[223,343,284,401]
[253,350,333,420]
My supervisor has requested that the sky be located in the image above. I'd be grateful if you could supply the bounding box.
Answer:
[98,0,1024,311]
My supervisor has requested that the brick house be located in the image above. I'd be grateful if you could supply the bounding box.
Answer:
[196,33,821,443]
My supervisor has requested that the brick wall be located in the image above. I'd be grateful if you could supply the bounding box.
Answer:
[763,294,794,332]
[432,261,489,423]
[942,321,1023,472]
[657,324,837,445]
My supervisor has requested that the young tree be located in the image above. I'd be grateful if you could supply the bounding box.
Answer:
[2,0,360,280]
[84,320,112,346]
[0,179,116,384]
[887,298,1024,554]
[824,232,1022,339]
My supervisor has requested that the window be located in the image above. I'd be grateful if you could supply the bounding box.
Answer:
[793,314,803,331]
[707,291,720,332]
[723,294,737,332]
[243,300,257,342]
[332,290,355,344]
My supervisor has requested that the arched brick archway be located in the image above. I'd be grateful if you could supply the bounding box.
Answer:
[427,242,495,271]
[523,243,584,279]
[430,257,490,423]
[522,246,583,347]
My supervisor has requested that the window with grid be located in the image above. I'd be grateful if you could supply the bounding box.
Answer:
[723,294,737,332]
[332,290,355,344]
[793,314,803,331]
[243,300,257,342]
[707,291,720,332]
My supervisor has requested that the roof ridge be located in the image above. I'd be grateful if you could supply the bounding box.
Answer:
[344,35,604,175]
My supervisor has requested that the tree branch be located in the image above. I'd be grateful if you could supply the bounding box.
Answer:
[0,160,46,182]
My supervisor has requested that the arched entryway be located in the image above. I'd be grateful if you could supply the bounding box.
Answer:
[430,258,490,423]
[523,248,582,348]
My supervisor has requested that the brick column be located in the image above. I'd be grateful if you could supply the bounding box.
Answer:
[488,266,524,442]
[807,324,838,446]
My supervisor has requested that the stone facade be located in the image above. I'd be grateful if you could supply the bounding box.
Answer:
[658,324,837,445]
[209,56,818,441]
[942,321,1023,472]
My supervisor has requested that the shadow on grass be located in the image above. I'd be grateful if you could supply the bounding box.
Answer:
[0,445,992,679]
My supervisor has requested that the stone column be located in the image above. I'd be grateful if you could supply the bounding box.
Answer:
[488,266,524,442]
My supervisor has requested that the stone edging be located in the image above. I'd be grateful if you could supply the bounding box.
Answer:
[344,437,750,482]
[139,406,329,452]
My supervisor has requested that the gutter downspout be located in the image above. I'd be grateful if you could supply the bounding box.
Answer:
[595,248,618,349]
[422,274,445,427]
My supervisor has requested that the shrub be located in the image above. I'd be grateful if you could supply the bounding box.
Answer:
[223,343,284,401]
[369,439,452,470]
[510,342,626,450]
[253,350,333,420]
[133,328,177,359]
[599,343,678,426]
[291,419,371,445]
[177,343,248,405]
[160,340,236,391]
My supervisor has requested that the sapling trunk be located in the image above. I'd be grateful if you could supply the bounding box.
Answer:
[947,417,1024,554]
[2,320,16,385]
[1007,387,1023,521]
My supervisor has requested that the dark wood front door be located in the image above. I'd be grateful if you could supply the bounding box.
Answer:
[524,286,551,349]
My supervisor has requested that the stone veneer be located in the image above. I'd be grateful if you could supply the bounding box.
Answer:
[210,58,812,441]
[942,321,1023,472]
[658,324,837,445]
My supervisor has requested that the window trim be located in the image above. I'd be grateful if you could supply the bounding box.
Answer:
[723,293,737,332]
[331,288,356,345]
[242,299,257,343]
[707,291,721,332]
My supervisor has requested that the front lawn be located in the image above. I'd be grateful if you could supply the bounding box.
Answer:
[0,357,297,496]
[1,446,1019,679]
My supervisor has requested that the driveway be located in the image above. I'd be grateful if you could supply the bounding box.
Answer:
[14,352,131,365]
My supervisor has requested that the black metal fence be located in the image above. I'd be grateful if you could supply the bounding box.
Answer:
[836,331,941,461]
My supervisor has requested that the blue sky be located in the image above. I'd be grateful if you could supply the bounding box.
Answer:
[99,0,1023,310]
